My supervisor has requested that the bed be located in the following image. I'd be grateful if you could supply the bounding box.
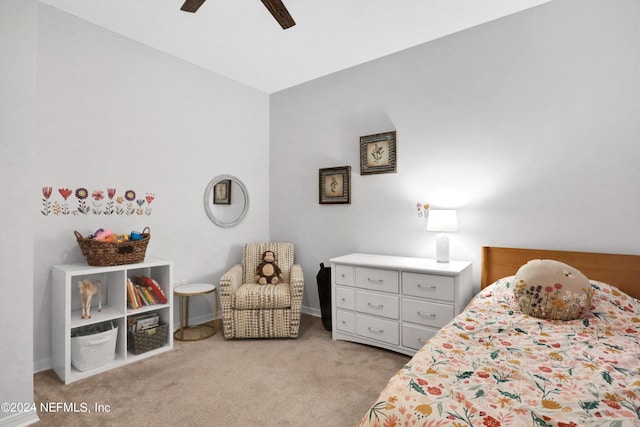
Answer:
[358,246,640,427]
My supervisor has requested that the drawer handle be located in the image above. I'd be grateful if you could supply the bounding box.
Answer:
[368,327,384,334]
[341,297,346,301]
[418,311,436,318]
[367,302,384,309]
[418,337,430,344]
[417,284,437,290]
[368,278,384,284]
[341,274,346,278]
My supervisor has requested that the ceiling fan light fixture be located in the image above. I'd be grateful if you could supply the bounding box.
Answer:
[180,0,206,13]
[180,0,295,30]
[260,0,296,29]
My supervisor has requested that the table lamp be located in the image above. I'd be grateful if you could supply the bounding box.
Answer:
[426,210,458,263]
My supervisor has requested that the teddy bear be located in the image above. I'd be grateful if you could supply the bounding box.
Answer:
[255,250,282,285]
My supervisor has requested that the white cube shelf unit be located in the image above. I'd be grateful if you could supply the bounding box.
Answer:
[52,257,173,384]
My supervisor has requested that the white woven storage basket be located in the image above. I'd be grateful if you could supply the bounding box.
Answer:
[71,325,118,372]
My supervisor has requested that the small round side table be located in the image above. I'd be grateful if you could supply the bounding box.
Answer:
[174,283,217,342]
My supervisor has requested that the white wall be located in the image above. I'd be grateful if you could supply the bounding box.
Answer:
[33,5,270,370]
[0,0,39,425]
[270,0,640,311]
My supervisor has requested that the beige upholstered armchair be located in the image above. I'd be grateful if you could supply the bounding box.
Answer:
[219,242,304,338]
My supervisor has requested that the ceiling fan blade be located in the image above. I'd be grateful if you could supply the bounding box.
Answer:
[180,0,206,13]
[260,0,296,29]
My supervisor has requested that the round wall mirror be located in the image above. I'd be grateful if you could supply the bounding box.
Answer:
[203,175,249,228]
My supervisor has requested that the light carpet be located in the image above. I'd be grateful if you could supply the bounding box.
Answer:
[33,314,410,426]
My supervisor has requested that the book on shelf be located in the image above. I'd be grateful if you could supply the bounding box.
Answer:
[135,284,150,305]
[126,279,139,310]
[136,276,168,304]
[127,311,160,333]
[139,285,157,305]
[133,285,143,308]
[127,276,167,309]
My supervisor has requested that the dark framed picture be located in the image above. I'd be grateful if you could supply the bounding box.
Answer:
[213,179,231,205]
[360,131,397,175]
[319,166,351,204]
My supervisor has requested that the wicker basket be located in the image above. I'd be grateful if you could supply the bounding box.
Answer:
[71,323,118,372]
[74,227,150,266]
[128,323,168,355]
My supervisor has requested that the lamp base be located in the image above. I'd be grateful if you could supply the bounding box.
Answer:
[435,233,450,263]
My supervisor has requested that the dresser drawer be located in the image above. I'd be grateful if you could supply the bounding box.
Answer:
[335,286,354,310]
[335,265,354,286]
[355,267,399,293]
[356,314,399,345]
[402,272,454,302]
[402,324,439,351]
[336,309,355,333]
[402,298,454,328]
[355,290,399,320]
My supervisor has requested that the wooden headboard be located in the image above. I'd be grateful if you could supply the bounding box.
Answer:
[481,246,640,300]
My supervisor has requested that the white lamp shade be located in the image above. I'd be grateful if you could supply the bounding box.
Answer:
[426,210,458,232]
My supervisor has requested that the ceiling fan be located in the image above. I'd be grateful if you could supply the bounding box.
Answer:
[180,0,296,30]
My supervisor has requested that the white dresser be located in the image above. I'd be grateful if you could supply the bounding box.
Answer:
[330,253,473,356]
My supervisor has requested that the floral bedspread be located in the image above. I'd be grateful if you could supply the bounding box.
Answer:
[358,277,640,427]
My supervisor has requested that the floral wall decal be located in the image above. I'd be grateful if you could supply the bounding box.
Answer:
[144,194,154,215]
[416,202,430,218]
[57,188,73,215]
[41,187,155,216]
[90,189,104,214]
[41,187,52,216]
[75,187,89,215]
[105,188,116,215]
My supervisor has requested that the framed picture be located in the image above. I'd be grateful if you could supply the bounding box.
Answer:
[360,131,397,175]
[213,179,231,205]
[319,166,351,204]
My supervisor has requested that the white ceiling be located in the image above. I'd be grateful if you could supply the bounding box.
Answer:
[38,0,552,93]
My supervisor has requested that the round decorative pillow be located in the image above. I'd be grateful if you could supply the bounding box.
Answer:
[513,259,594,320]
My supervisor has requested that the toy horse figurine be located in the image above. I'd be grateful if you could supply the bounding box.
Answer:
[78,279,102,319]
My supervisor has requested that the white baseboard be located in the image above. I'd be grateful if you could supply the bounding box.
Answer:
[34,357,51,374]
[302,306,321,317]
[0,411,39,427]
[35,310,322,374]
[173,313,216,332]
